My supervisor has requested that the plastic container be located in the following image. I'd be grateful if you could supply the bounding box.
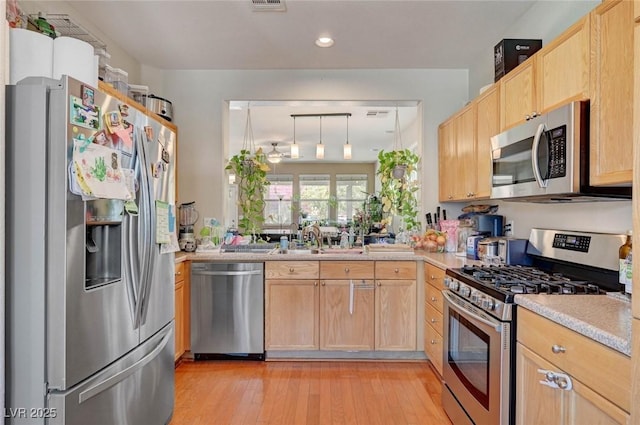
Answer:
[104,65,129,95]
[128,84,149,106]
[95,48,111,80]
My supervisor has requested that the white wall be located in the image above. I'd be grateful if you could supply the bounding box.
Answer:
[155,69,469,226]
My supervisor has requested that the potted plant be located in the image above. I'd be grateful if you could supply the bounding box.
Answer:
[225,147,270,239]
[376,148,420,231]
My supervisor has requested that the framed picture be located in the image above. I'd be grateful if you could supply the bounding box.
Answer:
[82,85,95,107]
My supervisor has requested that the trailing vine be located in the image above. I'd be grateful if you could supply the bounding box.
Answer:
[376,148,420,231]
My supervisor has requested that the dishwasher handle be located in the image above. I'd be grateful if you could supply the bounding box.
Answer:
[191,270,263,277]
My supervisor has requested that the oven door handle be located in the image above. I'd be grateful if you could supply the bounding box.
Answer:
[443,290,502,333]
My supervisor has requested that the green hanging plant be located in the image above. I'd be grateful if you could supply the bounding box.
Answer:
[376,148,420,231]
[225,148,271,238]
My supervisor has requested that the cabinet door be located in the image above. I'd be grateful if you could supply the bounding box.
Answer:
[455,103,477,200]
[500,58,536,130]
[517,344,629,425]
[375,279,417,350]
[475,85,499,200]
[438,119,456,202]
[590,0,634,185]
[320,279,375,350]
[424,320,443,375]
[536,15,590,112]
[265,279,319,350]
[516,343,565,425]
[174,280,184,361]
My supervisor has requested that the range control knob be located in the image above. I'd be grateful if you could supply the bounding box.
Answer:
[460,286,471,298]
[449,279,460,291]
[482,297,496,311]
[470,291,482,304]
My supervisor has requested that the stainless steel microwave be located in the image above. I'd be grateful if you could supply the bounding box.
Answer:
[490,101,631,202]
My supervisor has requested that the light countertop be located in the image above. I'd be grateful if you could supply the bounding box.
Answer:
[175,248,479,268]
[515,293,632,356]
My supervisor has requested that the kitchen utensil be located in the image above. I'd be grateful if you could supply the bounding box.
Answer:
[178,202,199,227]
[147,94,173,122]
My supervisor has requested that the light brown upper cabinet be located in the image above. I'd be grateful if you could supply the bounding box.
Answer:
[438,87,497,203]
[500,15,590,131]
[475,84,500,199]
[438,119,456,202]
[590,0,633,186]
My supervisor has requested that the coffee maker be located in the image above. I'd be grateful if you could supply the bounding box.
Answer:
[466,214,504,259]
[471,214,504,237]
[178,201,199,251]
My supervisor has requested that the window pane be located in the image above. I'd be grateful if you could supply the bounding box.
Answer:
[336,174,368,225]
[299,175,330,222]
[265,175,293,225]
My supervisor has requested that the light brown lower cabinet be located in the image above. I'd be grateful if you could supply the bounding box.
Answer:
[265,260,417,352]
[516,308,630,424]
[174,260,189,361]
[424,263,446,375]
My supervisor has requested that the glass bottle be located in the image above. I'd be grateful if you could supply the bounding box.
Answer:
[619,230,632,293]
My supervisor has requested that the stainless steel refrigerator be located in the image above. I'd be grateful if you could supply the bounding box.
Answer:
[6,76,176,424]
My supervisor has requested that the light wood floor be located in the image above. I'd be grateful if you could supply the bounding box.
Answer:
[171,360,452,425]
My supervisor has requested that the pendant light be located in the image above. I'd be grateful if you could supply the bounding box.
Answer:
[290,116,299,159]
[343,115,352,160]
[316,116,324,159]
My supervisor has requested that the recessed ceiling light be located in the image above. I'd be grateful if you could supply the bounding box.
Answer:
[315,36,334,48]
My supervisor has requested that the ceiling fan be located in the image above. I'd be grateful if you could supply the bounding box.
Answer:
[266,142,291,163]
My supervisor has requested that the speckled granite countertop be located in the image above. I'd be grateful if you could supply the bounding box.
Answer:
[175,249,480,267]
[515,294,632,356]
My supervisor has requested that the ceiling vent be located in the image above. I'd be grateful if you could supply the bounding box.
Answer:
[366,110,390,118]
[251,0,286,11]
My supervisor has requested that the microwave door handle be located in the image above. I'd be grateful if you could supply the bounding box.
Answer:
[531,123,549,188]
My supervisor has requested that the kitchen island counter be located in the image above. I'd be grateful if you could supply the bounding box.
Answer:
[515,293,631,356]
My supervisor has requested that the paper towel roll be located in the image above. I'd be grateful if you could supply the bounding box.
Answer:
[10,28,54,84]
[53,36,98,87]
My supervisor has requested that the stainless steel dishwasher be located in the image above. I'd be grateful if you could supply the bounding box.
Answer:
[190,262,264,360]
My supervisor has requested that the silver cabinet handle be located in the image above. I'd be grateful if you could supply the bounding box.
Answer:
[314,281,318,287]
[430,275,436,280]
[349,280,354,315]
[289,267,295,273]
[431,296,437,302]
[551,345,566,354]
[394,268,399,273]
[344,267,350,273]
[537,369,573,391]
[430,340,438,345]
[377,281,382,287]
[321,281,326,286]
[430,318,438,323]
[175,271,182,276]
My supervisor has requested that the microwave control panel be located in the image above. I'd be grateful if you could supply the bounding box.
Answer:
[552,233,591,253]
[548,125,567,178]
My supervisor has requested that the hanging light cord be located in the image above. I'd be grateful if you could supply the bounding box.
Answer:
[393,106,403,151]
[242,103,256,153]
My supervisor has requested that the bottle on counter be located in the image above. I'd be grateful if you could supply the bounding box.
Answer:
[619,230,632,294]
[340,228,350,249]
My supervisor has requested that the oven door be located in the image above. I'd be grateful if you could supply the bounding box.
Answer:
[442,290,512,425]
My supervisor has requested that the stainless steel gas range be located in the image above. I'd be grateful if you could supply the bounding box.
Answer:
[441,228,626,425]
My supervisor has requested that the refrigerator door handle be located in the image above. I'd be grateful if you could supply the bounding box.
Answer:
[122,215,138,323]
[134,130,153,328]
[77,328,172,403]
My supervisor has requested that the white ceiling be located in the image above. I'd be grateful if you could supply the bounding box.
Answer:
[64,0,539,162]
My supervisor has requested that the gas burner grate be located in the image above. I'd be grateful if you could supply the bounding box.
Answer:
[459,264,604,295]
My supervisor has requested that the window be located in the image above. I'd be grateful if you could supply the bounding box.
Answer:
[299,174,330,223]
[336,174,368,225]
[264,174,293,226]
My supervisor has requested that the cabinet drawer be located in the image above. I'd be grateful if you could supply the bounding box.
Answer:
[265,261,319,279]
[425,302,444,336]
[175,261,185,284]
[320,261,374,279]
[425,264,446,289]
[375,261,416,280]
[426,283,444,313]
[518,308,630,412]
[424,321,443,375]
